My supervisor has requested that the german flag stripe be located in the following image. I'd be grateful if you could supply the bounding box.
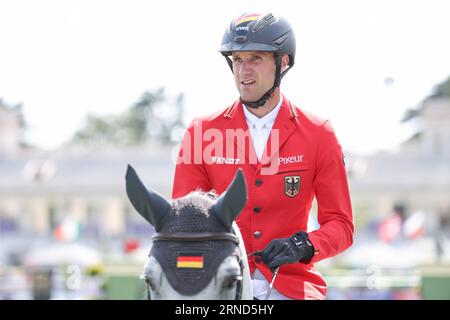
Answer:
[177,256,203,262]
[177,261,204,268]
[176,255,204,268]
[236,13,260,25]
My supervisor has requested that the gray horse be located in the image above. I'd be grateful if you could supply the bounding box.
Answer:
[125,165,253,299]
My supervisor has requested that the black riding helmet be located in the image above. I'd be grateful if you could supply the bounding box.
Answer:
[219,12,296,108]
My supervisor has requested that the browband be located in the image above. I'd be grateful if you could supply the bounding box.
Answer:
[152,232,240,245]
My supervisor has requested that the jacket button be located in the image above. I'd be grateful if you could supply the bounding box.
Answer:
[253,207,261,213]
[253,231,262,239]
[255,179,263,187]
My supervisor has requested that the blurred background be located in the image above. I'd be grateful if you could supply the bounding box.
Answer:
[0,0,449,300]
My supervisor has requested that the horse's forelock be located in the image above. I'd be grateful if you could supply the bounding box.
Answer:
[172,190,218,215]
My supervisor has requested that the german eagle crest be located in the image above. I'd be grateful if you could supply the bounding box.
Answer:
[284,176,300,197]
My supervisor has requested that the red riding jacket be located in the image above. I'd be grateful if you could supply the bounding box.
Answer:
[172,96,353,299]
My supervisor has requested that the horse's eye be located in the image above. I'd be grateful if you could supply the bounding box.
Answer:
[223,275,242,289]
[144,276,156,291]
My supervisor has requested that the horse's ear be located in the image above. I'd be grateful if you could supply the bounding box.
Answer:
[211,169,247,228]
[125,164,170,231]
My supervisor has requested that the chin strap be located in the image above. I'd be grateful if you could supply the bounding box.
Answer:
[224,54,292,109]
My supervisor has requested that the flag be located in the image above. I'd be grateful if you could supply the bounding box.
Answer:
[176,255,204,269]
[54,216,82,241]
[404,211,426,240]
[378,213,402,243]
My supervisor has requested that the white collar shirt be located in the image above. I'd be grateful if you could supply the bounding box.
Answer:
[243,97,283,161]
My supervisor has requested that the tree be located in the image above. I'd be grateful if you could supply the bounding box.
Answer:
[69,87,185,147]
[0,99,33,153]
[428,75,450,98]
[401,75,450,122]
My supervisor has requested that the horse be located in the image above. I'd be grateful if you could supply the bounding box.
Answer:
[125,165,253,299]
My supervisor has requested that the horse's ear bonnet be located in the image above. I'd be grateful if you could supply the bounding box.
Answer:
[125,164,170,231]
[125,166,248,295]
[211,169,247,228]
[152,201,240,295]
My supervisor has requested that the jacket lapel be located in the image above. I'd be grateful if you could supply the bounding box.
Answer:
[223,97,299,170]
[223,101,259,169]
[260,97,299,167]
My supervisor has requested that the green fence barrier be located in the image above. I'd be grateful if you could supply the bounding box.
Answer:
[103,264,146,300]
[420,265,450,300]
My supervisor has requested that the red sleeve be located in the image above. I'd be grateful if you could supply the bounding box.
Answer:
[308,120,354,263]
[172,120,211,199]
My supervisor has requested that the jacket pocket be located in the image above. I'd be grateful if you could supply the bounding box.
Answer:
[276,164,310,175]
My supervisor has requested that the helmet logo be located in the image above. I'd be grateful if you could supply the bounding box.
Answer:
[234,22,251,41]
[233,13,261,41]
[236,26,249,32]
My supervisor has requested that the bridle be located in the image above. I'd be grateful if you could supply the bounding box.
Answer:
[152,232,240,244]
[148,231,244,300]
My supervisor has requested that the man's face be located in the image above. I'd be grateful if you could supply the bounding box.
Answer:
[232,51,276,102]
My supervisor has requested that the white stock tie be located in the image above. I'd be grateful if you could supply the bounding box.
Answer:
[254,122,268,161]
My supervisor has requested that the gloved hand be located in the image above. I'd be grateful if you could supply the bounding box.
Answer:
[258,232,315,272]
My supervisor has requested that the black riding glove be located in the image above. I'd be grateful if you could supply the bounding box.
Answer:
[259,231,315,272]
